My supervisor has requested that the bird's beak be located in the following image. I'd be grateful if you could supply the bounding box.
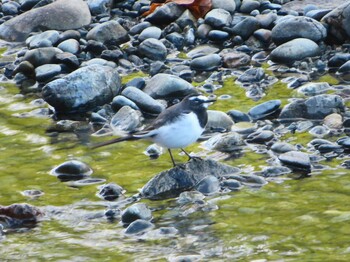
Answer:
[201,98,216,108]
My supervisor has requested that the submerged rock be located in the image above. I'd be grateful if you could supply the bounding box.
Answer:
[121,203,152,225]
[278,151,311,172]
[50,160,93,181]
[141,158,240,200]
[0,203,43,228]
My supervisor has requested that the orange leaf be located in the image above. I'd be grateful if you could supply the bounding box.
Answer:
[142,3,163,17]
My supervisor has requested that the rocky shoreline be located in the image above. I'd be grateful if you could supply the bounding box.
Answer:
[0,0,350,247]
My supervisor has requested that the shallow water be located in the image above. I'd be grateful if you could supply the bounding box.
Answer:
[1,48,350,261]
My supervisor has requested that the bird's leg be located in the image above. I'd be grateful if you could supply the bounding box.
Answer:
[168,149,177,167]
[181,148,202,162]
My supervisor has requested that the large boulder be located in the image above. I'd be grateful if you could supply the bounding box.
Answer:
[42,65,121,113]
[140,158,240,200]
[322,1,350,43]
[0,0,91,42]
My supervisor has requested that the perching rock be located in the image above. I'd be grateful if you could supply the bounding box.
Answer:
[0,0,91,42]
[141,158,240,200]
[42,65,121,113]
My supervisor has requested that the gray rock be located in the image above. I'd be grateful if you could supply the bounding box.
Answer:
[322,1,350,43]
[143,73,195,99]
[24,47,63,67]
[125,219,154,235]
[87,0,112,15]
[82,58,116,68]
[278,151,311,172]
[176,10,197,29]
[141,158,240,200]
[196,24,212,39]
[97,183,124,201]
[338,136,350,149]
[129,22,152,35]
[138,26,162,41]
[42,65,121,113]
[86,21,129,45]
[231,17,260,40]
[297,82,331,96]
[256,13,278,28]
[207,110,234,132]
[271,142,296,154]
[138,38,167,61]
[306,9,331,21]
[246,130,274,144]
[26,30,60,48]
[328,53,350,67]
[121,86,165,115]
[190,54,222,71]
[187,45,219,59]
[55,52,80,69]
[166,32,185,50]
[212,0,236,13]
[35,64,62,82]
[57,39,80,54]
[260,166,291,177]
[227,109,251,122]
[204,132,244,152]
[240,0,260,13]
[121,203,152,224]
[272,16,327,45]
[222,51,250,68]
[195,176,220,195]
[205,8,232,28]
[279,94,344,120]
[0,0,91,42]
[112,95,140,111]
[2,1,20,15]
[208,30,230,42]
[237,67,265,83]
[309,125,329,137]
[221,179,242,191]
[324,113,343,129]
[50,160,93,181]
[177,191,205,205]
[110,106,143,133]
[269,38,320,64]
[248,100,281,120]
[145,2,185,25]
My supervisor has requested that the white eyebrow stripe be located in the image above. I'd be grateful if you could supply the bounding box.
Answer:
[189,95,208,101]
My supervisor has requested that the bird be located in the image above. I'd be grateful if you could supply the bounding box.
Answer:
[92,93,216,166]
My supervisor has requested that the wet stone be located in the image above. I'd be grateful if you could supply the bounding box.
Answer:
[121,203,152,225]
[240,0,260,13]
[67,178,106,186]
[271,142,296,154]
[110,106,142,133]
[278,151,311,172]
[195,175,220,195]
[190,54,222,71]
[259,166,292,177]
[97,183,124,201]
[138,38,167,61]
[222,51,251,68]
[21,190,44,198]
[221,179,243,191]
[177,191,205,205]
[208,30,230,42]
[206,110,234,132]
[337,136,350,150]
[125,219,154,235]
[248,100,281,121]
[231,16,260,40]
[246,130,274,144]
[57,39,80,54]
[111,95,140,111]
[138,26,162,41]
[227,109,251,122]
[297,82,331,96]
[237,67,265,83]
[205,8,232,28]
[35,64,62,82]
[50,160,93,181]
[309,125,329,137]
[204,132,244,153]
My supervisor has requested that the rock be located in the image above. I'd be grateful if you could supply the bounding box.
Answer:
[145,2,185,25]
[322,1,350,43]
[246,130,274,144]
[324,113,343,129]
[138,38,167,61]
[297,82,331,96]
[177,191,205,205]
[237,67,265,83]
[55,52,80,69]
[306,9,331,21]
[338,136,350,150]
[231,17,260,40]
[221,179,242,191]
[87,0,111,15]
[205,8,232,28]
[190,54,222,71]
[207,110,234,132]
[240,0,260,13]
[204,132,244,152]
[212,0,236,13]
[227,109,250,122]
[35,64,62,82]
[26,30,60,48]
[121,86,165,115]
[125,219,154,235]
[256,13,277,28]
[271,142,296,153]
[23,47,63,67]
[280,94,344,120]
[2,1,20,15]
[0,0,91,42]
[176,10,197,29]
[141,158,240,200]
[86,20,129,45]
[222,51,251,68]
[139,26,162,41]
[0,203,43,228]
[309,125,330,138]
[195,176,220,195]
[187,45,220,59]
[121,203,152,224]
[248,100,281,120]
[269,38,320,64]
[57,39,80,54]
[208,30,230,42]
[42,65,121,113]
[166,32,185,50]
[112,95,140,111]
[272,16,327,45]
[50,160,93,181]
[110,106,143,132]
[143,73,195,99]
[21,190,44,199]
[279,151,311,172]
[97,183,124,201]
[328,53,350,67]
[259,166,291,177]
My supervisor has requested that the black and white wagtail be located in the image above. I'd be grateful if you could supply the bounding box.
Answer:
[93,94,216,166]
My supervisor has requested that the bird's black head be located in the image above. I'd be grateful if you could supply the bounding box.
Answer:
[182,94,216,109]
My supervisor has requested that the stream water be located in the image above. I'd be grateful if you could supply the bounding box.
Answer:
[0,44,350,261]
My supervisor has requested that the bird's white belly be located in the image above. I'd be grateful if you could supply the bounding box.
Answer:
[151,112,204,148]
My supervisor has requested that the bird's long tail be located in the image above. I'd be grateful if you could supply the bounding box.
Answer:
[91,135,139,149]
